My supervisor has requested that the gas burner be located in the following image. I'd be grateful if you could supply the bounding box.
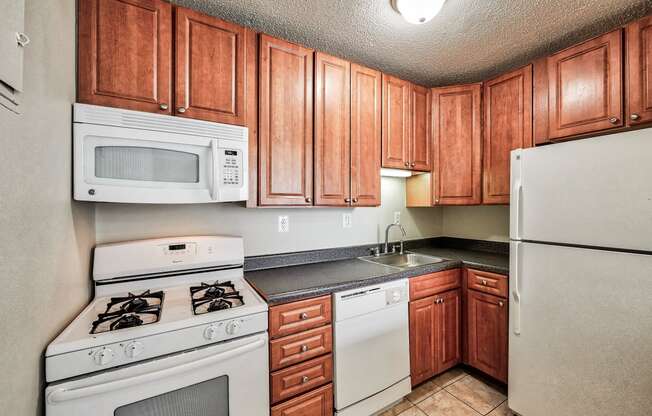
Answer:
[190,281,244,315]
[90,290,164,334]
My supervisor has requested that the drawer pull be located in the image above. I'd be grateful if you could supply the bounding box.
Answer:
[299,312,309,320]
[301,376,309,384]
[300,345,309,353]
[481,279,487,286]
[499,301,504,307]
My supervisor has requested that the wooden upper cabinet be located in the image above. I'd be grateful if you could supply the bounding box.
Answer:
[175,7,254,125]
[351,64,382,206]
[258,35,314,206]
[411,85,432,171]
[467,290,508,383]
[382,75,411,169]
[78,0,172,113]
[483,65,533,204]
[546,29,624,140]
[314,53,351,206]
[431,84,482,205]
[627,16,652,126]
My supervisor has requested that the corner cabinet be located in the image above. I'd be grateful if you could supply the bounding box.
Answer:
[409,270,462,386]
[174,7,255,125]
[431,84,483,205]
[483,65,533,204]
[627,16,652,126]
[314,52,351,206]
[351,64,382,206]
[382,74,411,169]
[77,0,172,113]
[258,35,314,206]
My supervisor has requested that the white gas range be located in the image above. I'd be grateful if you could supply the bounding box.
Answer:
[45,236,269,416]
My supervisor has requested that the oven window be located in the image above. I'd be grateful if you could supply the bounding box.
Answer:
[95,146,199,183]
[114,376,228,416]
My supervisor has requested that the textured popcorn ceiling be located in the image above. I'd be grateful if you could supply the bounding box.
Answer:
[172,0,652,86]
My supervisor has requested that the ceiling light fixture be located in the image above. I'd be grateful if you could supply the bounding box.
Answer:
[392,0,446,25]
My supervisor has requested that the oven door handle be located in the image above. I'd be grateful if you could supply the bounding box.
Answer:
[211,139,219,201]
[47,337,266,405]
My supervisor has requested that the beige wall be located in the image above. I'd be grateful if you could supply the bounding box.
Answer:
[96,178,443,255]
[0,1,95,415]
[442,205,510,242]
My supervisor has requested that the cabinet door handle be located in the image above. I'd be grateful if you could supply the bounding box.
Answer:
[300,345,309,353]
[305,197,312,203]
[301,376,309,384]
[352,197,358,203]
[499,301,504,307]
[177,107,187,113]
[159,103,169,110]
[404,161,410,167]
[299,312,309,320]
[630,113,641,121]
[608,117,619,124]
[410,162,415,167]
[481,279,487,286]
[344,197,351,203]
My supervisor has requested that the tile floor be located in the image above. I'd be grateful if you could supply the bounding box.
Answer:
[380,368,514,416]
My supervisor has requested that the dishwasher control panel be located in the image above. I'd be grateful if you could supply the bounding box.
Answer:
[386,285,407,305]
[333,279,409,322]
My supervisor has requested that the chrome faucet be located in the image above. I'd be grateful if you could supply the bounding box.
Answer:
[384,223,407,255]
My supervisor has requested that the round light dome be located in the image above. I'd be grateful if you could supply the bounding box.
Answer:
[393,0,446,25]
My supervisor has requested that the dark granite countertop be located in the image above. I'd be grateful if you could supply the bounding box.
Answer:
[244,238,509,305]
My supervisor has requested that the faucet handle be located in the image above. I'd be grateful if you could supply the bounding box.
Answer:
[392,244,401,253]
[369,247,380,257]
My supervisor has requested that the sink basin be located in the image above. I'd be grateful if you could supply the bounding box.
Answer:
[359,252,445,269]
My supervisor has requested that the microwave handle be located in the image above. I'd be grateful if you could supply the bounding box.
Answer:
[46,337,266,404]
[211,139,219,201]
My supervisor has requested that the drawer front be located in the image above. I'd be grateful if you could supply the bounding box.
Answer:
[271,383,333,416]
[270,296,332,338]
[410,269,461,300]
[271,354,333,404]
[270,325,333,371]
[467,269,508,298]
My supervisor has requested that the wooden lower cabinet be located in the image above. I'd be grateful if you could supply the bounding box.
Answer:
[271,384,334,416]
[466,289,508,383]
[409,285,462,386]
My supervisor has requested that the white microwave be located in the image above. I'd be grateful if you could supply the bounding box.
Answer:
[73,104,248,204]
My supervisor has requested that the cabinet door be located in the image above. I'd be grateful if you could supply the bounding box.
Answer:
[382,74,411,169]
[438,289,461,373]
[627,16,652,126]
[175,7,253,125]
[547,29,623,139]
[78,0,172,113]
[467,290,508,383]
[259,35,314,206]
[271,384,333,416]
[483,65,533,204]
[431,84,482,205]
[411,84,432,171]
[351,64,381,206]
[409,296,438,386]
[314,52,351,206]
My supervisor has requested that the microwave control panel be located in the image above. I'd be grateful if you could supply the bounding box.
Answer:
[219,149,243,187]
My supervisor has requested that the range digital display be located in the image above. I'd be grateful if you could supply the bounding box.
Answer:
[169,244,186,251]
[225,150,238,156]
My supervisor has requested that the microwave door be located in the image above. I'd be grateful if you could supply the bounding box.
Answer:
[74,123,215,203]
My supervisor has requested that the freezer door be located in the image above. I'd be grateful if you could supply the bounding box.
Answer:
[509,242,652,416]
[509,129,652,251]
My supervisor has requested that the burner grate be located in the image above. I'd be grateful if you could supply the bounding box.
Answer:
[90,290,163,334]
[190,281,244,315]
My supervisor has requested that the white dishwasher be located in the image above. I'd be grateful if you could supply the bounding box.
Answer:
[333,279,411,416]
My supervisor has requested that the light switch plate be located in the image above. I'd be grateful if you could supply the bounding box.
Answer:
[278,216,289,233]
[342,213,352,228]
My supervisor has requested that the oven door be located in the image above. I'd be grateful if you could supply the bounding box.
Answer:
[45,333,268,416]
[74,122,237,204]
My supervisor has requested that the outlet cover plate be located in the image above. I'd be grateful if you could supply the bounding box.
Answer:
[278,216,289,233]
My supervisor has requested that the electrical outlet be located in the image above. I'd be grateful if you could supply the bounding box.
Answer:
[394,211,401,224]
[342,213,352,228]
[278,216,289,233]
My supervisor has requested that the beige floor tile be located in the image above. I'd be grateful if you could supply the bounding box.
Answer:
[487,401,513,416]
[444,375,507,415]
[406,381,441,404]
[396,406,428,416]
[379,398,413,416]
[431,367,468,388]
[417,390,481,416]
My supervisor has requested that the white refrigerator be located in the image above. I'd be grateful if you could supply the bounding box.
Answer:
[509,129,652,416]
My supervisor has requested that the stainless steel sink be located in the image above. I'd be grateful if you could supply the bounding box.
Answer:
[359,252,445,269]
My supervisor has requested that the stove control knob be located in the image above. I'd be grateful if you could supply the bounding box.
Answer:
[204,325,220,341]
[124,341,144,359]
[93,348,114,366]
[226,320,241,335]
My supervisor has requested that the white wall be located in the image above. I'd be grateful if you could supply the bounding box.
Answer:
[96,177,443,255]
[442,205,510,242]
[0,1,95,415]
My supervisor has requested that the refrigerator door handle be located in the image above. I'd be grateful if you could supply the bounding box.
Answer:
[512,241,522,335]
[514,181,523,240]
